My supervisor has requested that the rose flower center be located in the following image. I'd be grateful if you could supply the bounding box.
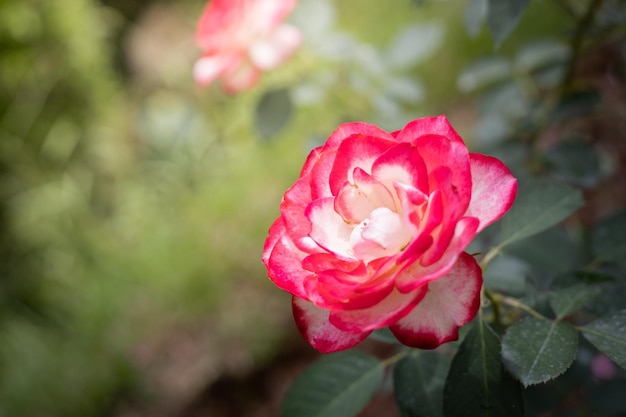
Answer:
[349,206,412,261]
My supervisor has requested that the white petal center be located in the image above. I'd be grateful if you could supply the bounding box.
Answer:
[349,207,412,262]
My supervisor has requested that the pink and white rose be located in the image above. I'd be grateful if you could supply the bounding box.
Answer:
[262,115,517,353]
[193,0,301,93]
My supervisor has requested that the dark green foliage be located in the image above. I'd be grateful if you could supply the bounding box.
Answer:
[281,351,384,417]
[501,318,578,386]
[393,350,451,417]
[444,321,525,417]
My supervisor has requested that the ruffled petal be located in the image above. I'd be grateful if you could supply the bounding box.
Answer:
[309,148,336,200]
[395,115,465,145]
[293,297,370,353]
[266,233,313,300]
[390,252,482,349]
[465,153,518,233]
[371,142,429,194]
[396,216,479,293]
[419,168,460,266]
[329,133,396,196]
[306,197,354,258]
[328,285,428,332]
[335,168,396,224]
[317,271,394,310]
[300,146,322,177]
[416,134,472,215]
[325,122,395,153]
[280,176,317,251]
[262,217,284,267]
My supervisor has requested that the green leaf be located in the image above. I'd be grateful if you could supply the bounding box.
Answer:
[464,0,487,37]
[444,321,524,417]
[501,318,578,386]
[592,209,626,262]
[499,178,584,248]
[254,87,292,140]
[487,0,530,47]
[394,350,451,417]
[549,284,603,319]
[281,351,384,417]
[581,310,626,369]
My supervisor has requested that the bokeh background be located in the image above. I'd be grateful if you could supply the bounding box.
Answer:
[1,0,624,416]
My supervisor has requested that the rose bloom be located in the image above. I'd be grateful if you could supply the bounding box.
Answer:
[193,0,301,93]
[263,116,517,353]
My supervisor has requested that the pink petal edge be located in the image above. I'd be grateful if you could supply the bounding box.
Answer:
[465,153,518,233]
[293,296,370,353]
[390,252,482,349]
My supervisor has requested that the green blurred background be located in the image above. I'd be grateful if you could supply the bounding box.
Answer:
[0,0,575,415]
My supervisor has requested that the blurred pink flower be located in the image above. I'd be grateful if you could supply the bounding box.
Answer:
[591,354,617,380]
[193,0,301,93]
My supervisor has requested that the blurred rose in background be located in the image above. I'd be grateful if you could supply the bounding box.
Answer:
[193,0,302,92]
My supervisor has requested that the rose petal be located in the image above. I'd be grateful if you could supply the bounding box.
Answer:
[306,197,354,258]
[396,216,479,293]
[335,168,396,224]
[390,252,482,349]
[193,55,232,86]
[317,271,394,310]
[300,146,323,177]
[329,134,396,196]
[253,0,298,32]
[371,142,429,194]
[396,190,442,264]
[301,252,362,274]
[417,134,472,215]
[419,168,459,266]
[293,297,370,353]
[309,148,336,200]
[281,176,316,251]
[465,153,518,233]
[328,285,428,332]
[325,122,395,153]
[266,233,313,300]
[222,64,261,93]
[395,115,465,145]
[195,0,239,49]
[250,24,302,70]
[262,217,284,266]
[350,207,412,262]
